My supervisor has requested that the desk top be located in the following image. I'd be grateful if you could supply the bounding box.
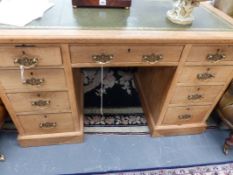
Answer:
[0,0,233,32]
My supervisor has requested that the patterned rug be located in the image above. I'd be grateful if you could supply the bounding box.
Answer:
[84,107,148,134]
[66,161,233,175]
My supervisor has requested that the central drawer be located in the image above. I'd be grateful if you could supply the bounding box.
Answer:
[18,113,75,135]
[0,45,62,67]
[7,91,71,114]
[0,69,67,92]
[70,45,183,64]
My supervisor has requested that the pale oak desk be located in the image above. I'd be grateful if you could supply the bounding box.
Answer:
[0,0,233,147]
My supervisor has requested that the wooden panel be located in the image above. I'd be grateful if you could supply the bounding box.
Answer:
[170,85,223,105]
[0,46,62,67]
[187,45,233,64]
[136,67,176,125]
[62,44,83,132]
[153,123,206,136]
[7,91,71,114]
[18,113,75,135]
[178,66,233,84]
[0,69,67,92]
[70,45,183,64]
[18,131,83,147]
[162,105,210,125]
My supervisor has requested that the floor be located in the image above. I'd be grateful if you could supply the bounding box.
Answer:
[0,129,233,175]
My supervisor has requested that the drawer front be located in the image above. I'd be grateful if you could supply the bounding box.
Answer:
[18,113,75,134]
[170,85,223,105]
[178,66,233,84]
[0,69,67,92]
[0,46,62,67]
[162,106,210,125]
[7,91,71,114]
[70,45,183,64]
[187,45,233,64]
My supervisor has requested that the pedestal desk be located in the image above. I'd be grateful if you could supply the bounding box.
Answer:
[0,0,233,147]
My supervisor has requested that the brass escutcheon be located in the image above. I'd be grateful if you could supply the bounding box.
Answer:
[142,53,163,64]
[92,53,113,64]
[178,114,192,120]
[197,72,215,80]
[31,100,51,107]
[187,94,203,100]
[23,77,45,86]
[39,122,57,129]
[207,49,226,62]
[14,54,38,68]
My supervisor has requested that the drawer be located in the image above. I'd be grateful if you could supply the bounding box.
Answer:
[187,45,233,64]
[0,69,67,92]
[70,45,183,64]
[7,91,71,114]
[0,46,62,67]
[170,85,223,105]
[162,106,210,125]
[178,66,233,84]
[18,113,75,134]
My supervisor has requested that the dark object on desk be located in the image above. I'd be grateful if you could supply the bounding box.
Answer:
[72,0,131,8]
[217,81,233,155]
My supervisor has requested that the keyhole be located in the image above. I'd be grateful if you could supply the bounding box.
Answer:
[128,48,131,53]
[44,115,47,118]
[37,94,41,97]
[30,72,34,76]
[207,68,210,71]
[197,87,200,91]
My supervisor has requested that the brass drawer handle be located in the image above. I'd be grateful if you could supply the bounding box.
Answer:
[187,94,203,100]
[23,77,45,86]
[92,53,113,64]
[197,72,215,80]
[178,114,192,120]
[31,100,50,107]
[142,54,163,64]
[39,122,57,129]
[14,54,38,68]
[207,49,226,62]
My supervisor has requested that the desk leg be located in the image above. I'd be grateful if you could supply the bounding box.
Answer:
[0,154,5,161]
[224,131,233,155]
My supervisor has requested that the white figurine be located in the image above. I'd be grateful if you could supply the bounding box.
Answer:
[167,0,206,25]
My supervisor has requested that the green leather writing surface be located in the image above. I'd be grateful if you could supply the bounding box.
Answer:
[0,0,232,31]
